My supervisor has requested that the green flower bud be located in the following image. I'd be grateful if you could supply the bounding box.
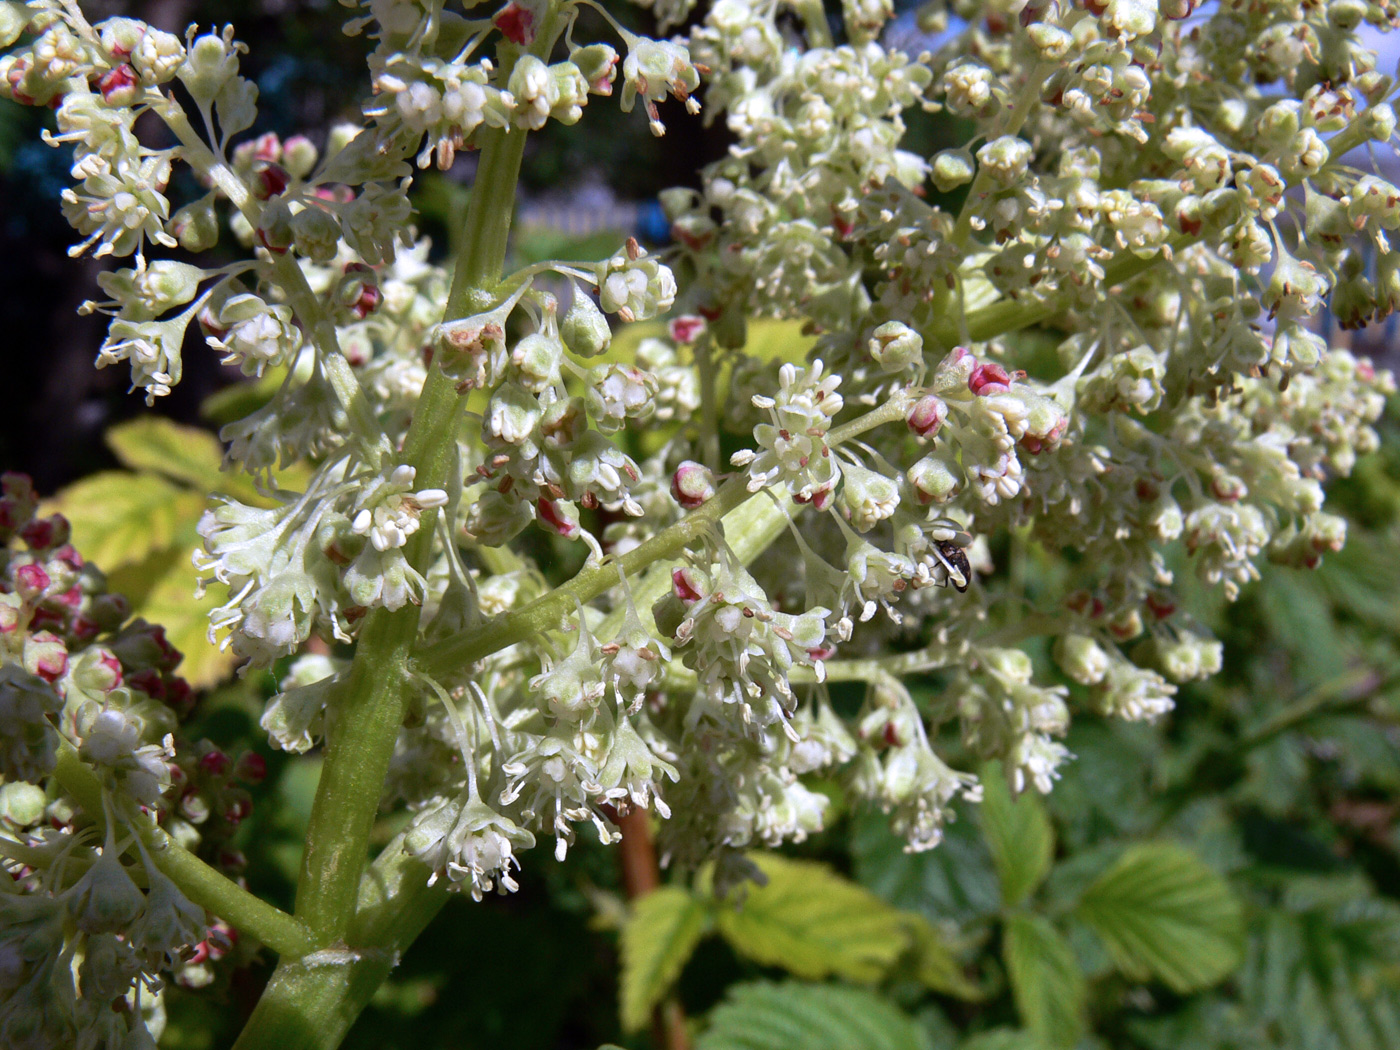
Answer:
[0,2,29,48]
[560,293,611,357]
[291,205,341,263]
[170,195,220,252]
[867,320,923,372]
[282,134,319,179]
[1364,102,1398,142]
[0,780,46,826]
[571,43,619,95]
[511,332,564,391]
[976,135,1032,184]
[179,27,242,103]
[1027,22,1073,60]
[1327,0,1366,30]
[931,148,975,193]
[907,450,960,504]
[1053,634,1110,685]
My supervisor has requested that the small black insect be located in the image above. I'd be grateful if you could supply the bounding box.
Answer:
[936,540,972,593]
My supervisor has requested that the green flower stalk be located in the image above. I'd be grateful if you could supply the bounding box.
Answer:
[1,0,1398,1046]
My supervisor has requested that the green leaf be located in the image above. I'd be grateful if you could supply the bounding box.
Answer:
[850,811,1000,924]
[104,417,229,494]
[51,471,205,570]
[1236,885,1400,1050]
[959,1029,1042,1050]
[1002,913,1085,1050]
[1074,842,1243,993]
[715,854,911,983]
[979,761,1055,907]
[908,917,982,1000]
[697,980,932,1050]
[619,886,710,1033]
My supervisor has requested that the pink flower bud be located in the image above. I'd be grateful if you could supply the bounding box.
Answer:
[225,795,252,826]
[968,362,1012,396]
[536,498,580,538]
[672,568,704,602]
[96,64,140,106]
[1145,593,1176,619]
[671,461,717,508]
[25,631,67,683]
[668,315,706,343]
[199,749,231,776]
[128,668,165,701]
[13,562,50,599]
[252,131,282,163]
[906,395,947,437]
[97,649,124,690]
[20,514,69,552]
[236,752,268,784]
[254,163,290,201]
[494,2,536,44]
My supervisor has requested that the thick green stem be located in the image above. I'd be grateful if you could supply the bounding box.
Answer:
[53,745,313,958]
[234,12,566,1049]
[230,836,449,1050]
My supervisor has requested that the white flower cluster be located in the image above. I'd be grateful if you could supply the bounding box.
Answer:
[4,0,1397,984]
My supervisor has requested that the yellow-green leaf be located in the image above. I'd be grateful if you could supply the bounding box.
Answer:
[107,542,236,689]
[51,471,205,570]
[1074,842,1244,993]
[619,886,710,1033]
[105,417,228,492]
[980,760,1055,907]
[714,854,911,983]
[1003,913,1085,1050]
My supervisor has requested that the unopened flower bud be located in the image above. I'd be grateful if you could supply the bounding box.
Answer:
[671,461,716,508]
[1027,22,1073,59]
[969,361,1013,396]
[976,136,1032,184]
[281,134,318,178]
[171,195,220,252]
[292,205,341,262]
[1053,634,1110,684]
[907,450,959,503]
[561,293,612,357]
[907,394,947,438]
[931,148,975,192]
[96,64,140,106]
[256,198,294,254]
[0,3,28,48]
[572,43,619,95]
[867,321,923,372]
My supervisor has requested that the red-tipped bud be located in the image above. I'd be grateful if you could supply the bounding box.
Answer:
[668,315,706,343]
[906,394,947,437]
[494,2,536,44]
[968,362,1012,396]
[671,568,704,603]
[96,64,140,106]
[671,461,717,508]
